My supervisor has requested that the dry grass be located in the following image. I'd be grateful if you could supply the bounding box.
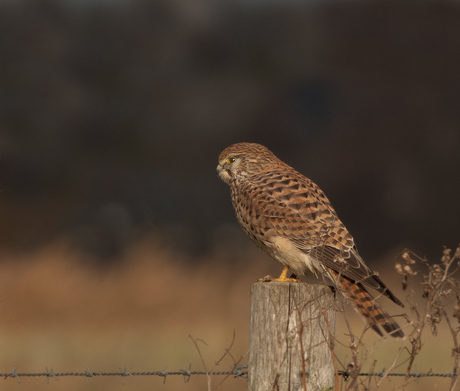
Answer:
[0,236,457,390]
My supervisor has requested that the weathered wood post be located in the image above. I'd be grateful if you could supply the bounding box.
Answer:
[248,282,336,391]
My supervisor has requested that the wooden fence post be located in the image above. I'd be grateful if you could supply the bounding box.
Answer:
[247,282,336,391]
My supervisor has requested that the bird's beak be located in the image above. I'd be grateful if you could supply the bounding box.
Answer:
[216,163,223,173]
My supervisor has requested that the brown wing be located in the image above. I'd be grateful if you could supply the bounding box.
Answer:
[239,169,403,307]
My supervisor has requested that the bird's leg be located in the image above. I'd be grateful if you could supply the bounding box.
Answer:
[259,266,300,283]
[275,266,300,282]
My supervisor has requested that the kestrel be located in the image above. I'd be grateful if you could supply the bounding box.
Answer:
[217,142,404,338]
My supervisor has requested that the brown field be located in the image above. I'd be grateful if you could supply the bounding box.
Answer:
[0,236,456,391]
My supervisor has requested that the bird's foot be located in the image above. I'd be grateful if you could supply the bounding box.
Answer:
[259,274,300,283]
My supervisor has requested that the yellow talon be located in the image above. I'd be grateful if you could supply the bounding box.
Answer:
[259,266,300,283]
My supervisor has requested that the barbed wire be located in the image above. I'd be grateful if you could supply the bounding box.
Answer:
[338,369,456,381]
[0,365,456,384]
[0,365,249,384]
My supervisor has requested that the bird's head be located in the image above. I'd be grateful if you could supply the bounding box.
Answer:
[216,142,280,185]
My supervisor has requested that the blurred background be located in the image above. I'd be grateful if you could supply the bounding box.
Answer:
[0,0,459,390]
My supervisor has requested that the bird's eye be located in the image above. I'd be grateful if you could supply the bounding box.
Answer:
[226,157,236,164]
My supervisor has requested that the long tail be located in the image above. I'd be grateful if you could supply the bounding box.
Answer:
[328,269,405,338]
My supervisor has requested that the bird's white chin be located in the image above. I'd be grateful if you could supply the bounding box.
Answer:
[217,165,232,184]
